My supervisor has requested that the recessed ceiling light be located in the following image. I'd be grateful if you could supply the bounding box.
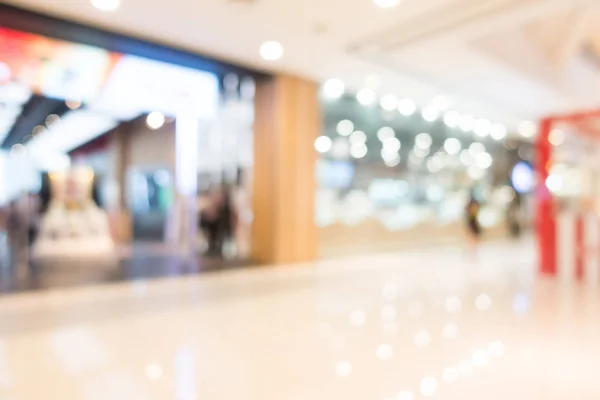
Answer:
[90,0,120,11]
[66,100,82,110]
[356,88,375,106]
[146,111,165,130]
[314,136,332,153]
[322,79,345,100]
[519,121,537,138]
[374,0,400,8]
[398,98,416,116]
[259,41,284,61]
[380,94,398,111]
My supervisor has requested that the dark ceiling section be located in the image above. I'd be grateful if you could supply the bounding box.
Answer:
[1,96,70,149]
[0,4,267,82]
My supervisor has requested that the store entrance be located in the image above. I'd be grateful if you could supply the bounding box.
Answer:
[0,26,255,293]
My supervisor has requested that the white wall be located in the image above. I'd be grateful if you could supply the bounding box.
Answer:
[0,150,40,205]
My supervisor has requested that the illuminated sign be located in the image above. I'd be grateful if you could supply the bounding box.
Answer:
[89,55,218,119]
[0,27,121,101]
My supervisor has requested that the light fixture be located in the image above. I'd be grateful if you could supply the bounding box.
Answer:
[491,123,507,140]
[446,296,462,314]
[380,94,398,111]
[259,41,284,61]
[472,349,490,367]
[549,128,565,146]
[519,121,537,138]
[443,111,460,128]
[45,114,60,127]
[473,118,492,137]
[377,127,395,141]
[383,137,401,154]
[546,174,563,193]
[469,142,486,155]
[376,344,394,361]
[330,137,351,159]
[349,310,366,326]
[66,100,82,110]
[460,149,473,166]
[383,154,401,167]
[475,152,493,169]
[374,0,400,8]
[398,98,416,116]
[145,363,163,380]
[146,111,165,130]
[10,143,26,156]
[396,391,414,400]
[421,105,439,122]
[414,330,432,347]
[415,132,432,149]
[444,138,461,155]
[314,136,332,153]
[442,323,459,339]
[420,376,438,397]
[32,125,45,136]
[356,88,375,106]
[350,143,368,159]
[459,115,475,132]
[90,0,120,11]
[335,361,352,377]
[475,293,492,310]
[349,130,367,144]
[468,165,485,180]
[336,120,354,136]
[322,79,345,100]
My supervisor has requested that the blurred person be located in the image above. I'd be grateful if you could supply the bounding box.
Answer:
[465,189,482,260]
[6,199,26,267]
[507,193,522,238]
[217,185,238,258]
[26,192,41,247]
[199,189,221,256]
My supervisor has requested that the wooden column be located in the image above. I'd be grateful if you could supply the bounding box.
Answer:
[251,75,319,264]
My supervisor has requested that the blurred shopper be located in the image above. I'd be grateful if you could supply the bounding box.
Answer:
[6,199,26,267]
[465,190,482,260]
[199,190,221,256]
[507,193,522,238]
[217,186,237,258]
[199,186,238,258]
[26,192,41,247]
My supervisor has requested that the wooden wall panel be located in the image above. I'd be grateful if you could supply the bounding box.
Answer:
[251,75,319,264]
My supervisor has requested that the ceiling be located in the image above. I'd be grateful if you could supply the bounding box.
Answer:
[4,0,600,131]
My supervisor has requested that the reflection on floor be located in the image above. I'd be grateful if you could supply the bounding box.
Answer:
[0,239,598,399]
[0,239,245,293]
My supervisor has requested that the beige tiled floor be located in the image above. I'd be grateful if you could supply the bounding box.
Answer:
[0,240,598,399]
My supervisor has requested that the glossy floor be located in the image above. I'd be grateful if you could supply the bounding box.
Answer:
[0,239,246,293]
[0,239,598,399]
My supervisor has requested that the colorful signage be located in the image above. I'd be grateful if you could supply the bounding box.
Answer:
[0,27,121,101]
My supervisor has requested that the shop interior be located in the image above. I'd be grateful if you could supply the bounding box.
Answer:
[0,26,255,291]
[316,93,535,257]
